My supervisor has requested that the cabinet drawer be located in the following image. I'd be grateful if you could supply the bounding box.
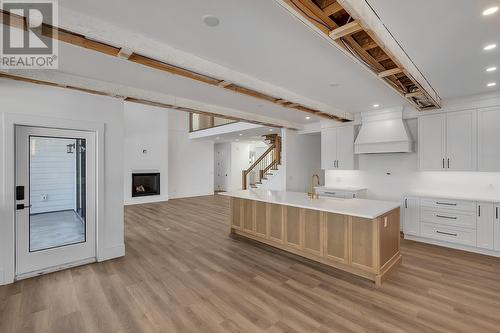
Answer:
[317,190,347,199]
[421,208,476,229]
[420,198,476,212]
[421,223,477,246]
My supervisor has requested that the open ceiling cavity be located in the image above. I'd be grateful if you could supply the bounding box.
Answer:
[0,10,351,123]
[281,0,441,111]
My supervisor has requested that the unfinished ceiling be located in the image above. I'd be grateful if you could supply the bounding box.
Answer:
[278,0,441,110]
[366,0,500,99]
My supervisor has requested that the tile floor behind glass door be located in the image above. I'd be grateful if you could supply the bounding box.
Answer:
[30,210,85,251]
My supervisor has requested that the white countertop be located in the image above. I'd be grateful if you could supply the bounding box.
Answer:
[220,189,400,219]
[407,191,500,203]
[315,185,367,192]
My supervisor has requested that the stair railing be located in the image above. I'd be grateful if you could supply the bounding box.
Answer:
[242,135,281,190]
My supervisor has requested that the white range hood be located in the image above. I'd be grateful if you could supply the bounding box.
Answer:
[354,109,413,154]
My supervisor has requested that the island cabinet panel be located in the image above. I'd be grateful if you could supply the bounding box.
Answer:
[351,217,375,271]
[228,196,401,286]
[243,199,255,233]
[324,213,348,263]
[379,208,400,267]
[303,209,322,255]
[231,198,243,229]
[255,201,267,237]
[268,203,284,242]
[285,206,302,248]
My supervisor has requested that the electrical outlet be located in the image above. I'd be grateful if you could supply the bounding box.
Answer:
[41,194,48,201]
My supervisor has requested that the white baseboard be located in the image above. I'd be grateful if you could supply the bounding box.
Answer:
[98,244,125,261]
[168,191,214,200]
[124,196,169,206]
[405,235,500,258]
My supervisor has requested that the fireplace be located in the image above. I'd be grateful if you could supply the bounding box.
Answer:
[132,173,160,197]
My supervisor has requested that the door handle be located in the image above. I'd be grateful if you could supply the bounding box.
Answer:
[16,204,32,210]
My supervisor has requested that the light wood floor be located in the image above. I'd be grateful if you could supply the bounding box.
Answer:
[1,195,500,333]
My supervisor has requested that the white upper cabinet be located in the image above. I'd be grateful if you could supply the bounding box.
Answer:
[477,202,494,250]
[446,110,477,171]
[478,107,500,172]
[419,114,446,170]
[419,110,477,171]
[321,126,355,170]
[336,126,355,170]
[321,127,337,170]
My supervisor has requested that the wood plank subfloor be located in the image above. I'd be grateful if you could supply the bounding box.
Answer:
[1,195,500,332]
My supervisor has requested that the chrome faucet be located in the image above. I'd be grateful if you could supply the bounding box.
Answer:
[308,174,320,199]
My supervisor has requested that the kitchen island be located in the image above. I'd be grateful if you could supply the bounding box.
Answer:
[221,189,401,286]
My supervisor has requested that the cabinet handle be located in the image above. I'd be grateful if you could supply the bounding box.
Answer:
[447,158,450,169]
[436,230,457,237]
[337,160,339,169]
[436,202,457,206]
[478,205,481,217]
[405,198,408,208]
[436,214,457,220]
[442,158,445,169]
[324,192,337,195]
[496,207,499,219]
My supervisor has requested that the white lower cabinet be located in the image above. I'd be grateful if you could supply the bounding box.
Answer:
[403,197,420,236]
[404,196,500,256]
[477,202,494,250]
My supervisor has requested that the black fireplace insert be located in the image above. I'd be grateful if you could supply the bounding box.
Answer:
[132,173,160,197]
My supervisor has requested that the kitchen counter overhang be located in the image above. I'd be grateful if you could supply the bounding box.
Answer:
[221,189,402,286]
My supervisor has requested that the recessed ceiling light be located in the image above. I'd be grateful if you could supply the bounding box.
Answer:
[486,66,498,72]
[269,129,273,132]
[239,133,243,136]
[483,6,499,16]
[305,116,311,120]
[487,82,497,87]
[202,15,220,27]
[484,44,497,51]
[373,104,380,108]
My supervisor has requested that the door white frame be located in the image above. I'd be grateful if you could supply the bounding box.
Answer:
[2,113,105,284]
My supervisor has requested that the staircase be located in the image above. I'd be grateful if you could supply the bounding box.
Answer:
[242,134,282,190]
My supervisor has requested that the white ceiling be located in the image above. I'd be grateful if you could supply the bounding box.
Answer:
[57,0,404,114]
[54,42,322,126]
[367,0,500,99]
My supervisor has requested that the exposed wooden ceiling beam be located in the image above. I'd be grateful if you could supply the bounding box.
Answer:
[0,72,289,129]
[0,9,351,123]
[329,21,362,40]
[217,80,232,88]
[378,68,403,78]
[323,2,343,16]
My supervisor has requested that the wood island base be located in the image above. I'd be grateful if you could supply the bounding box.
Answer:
[229,198,401,286]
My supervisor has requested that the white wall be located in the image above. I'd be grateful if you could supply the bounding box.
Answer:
[0,79,124,285]
[30,137,77,214]
[168,111,215,198]
[325,117,500,202]
[124,102,169,205]
[285,129,322,193]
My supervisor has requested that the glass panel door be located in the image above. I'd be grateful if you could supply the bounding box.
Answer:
[15,126,96,277]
